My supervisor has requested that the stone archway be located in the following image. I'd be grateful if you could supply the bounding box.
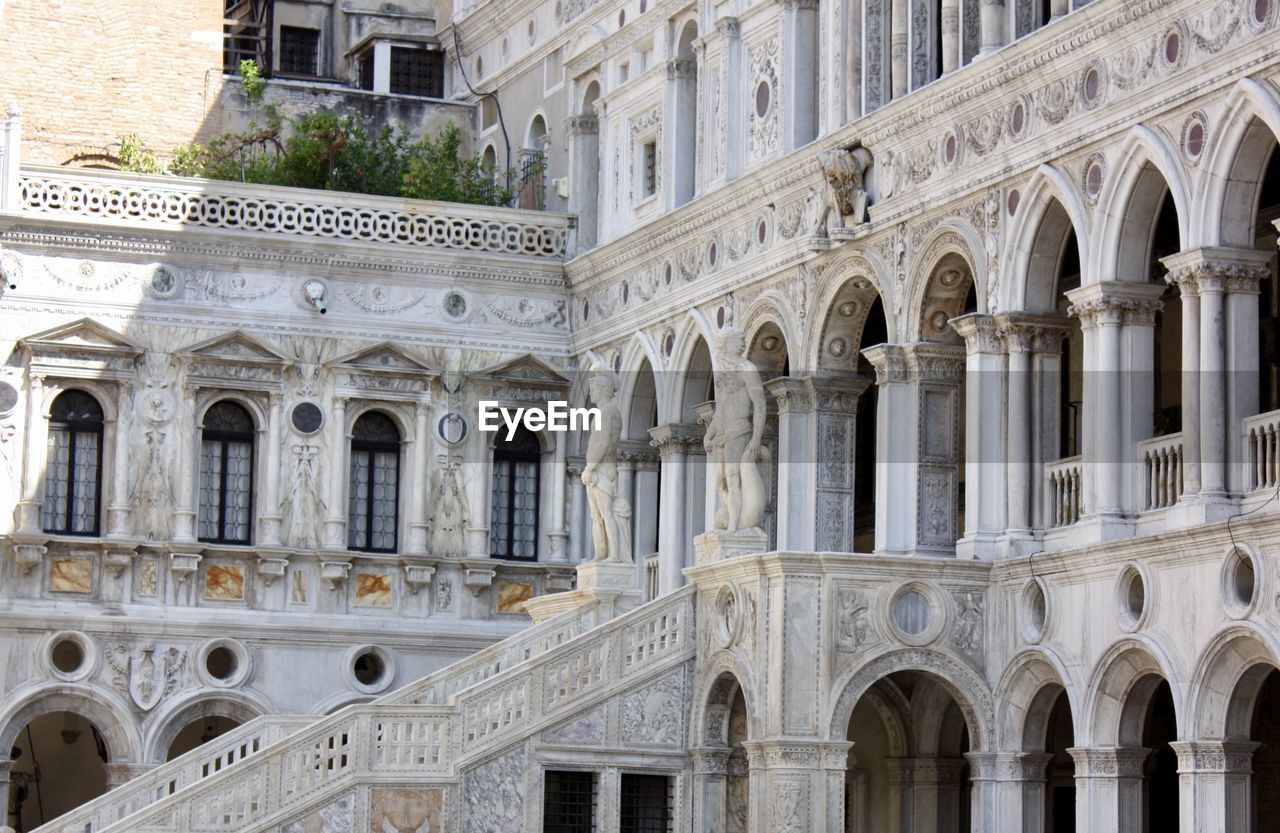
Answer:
[692,670,752,833]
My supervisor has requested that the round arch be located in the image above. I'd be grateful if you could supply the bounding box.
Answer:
[1188,623,1280,740]
[993,647,1082,752]
[0,682,142,764]
[1091,124,1192,282]
[690,654,760,748]
[142,688,271,763]
[907,227,982,342]
[1082,636,1184,747]
[741,294,796,378]
[826,647,996,751]
[660,309,716,425]
[1197,76,1280,248]
[1001,163,1094,313]
[804,250,893,370]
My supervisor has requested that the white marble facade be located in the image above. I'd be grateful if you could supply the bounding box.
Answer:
[4,0,1280,831]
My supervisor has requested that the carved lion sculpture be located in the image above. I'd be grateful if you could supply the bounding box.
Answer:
[807,147,872,237]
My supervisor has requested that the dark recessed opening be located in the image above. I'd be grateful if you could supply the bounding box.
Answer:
[206,646,237,680]
[51,639,84,674]
[354,651,385,686]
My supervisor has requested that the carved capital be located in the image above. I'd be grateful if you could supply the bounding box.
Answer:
[648,422,704,451]
[1169,740,1260,774]
[995,313,1071,353]
[1162,246,1273,297]
[1065,282,1165,328]
[764,376,814,415]
[715,16,740,38]
[1068,746,1151,778]
[565,115,599,136]
[666,59,697,80]
[949,313,1003,355]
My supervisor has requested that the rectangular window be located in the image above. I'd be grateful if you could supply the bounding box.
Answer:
[347,449,399,552]
[482,97,498,130]
[358,51,375,91]
[618,62,630,83]
[620,774,672,833]
[642,141,657,198]
[544,770,595,833]
[390,47,444,97]
[279,26,321,76]
[491,458,539,559]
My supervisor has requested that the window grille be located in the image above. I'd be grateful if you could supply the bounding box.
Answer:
[390,47,444,97]
[198,401,255,544]
[43,390,104,536]
[491,426,540,559]
[348,411,400,552]
[544,770,596,833]
[620,774,672,833]
[279,26,321,76]
[519,150,547,211]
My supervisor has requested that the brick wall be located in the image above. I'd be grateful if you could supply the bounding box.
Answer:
[0,0,225,165]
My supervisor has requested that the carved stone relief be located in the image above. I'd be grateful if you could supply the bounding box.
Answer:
[620,668,684,745]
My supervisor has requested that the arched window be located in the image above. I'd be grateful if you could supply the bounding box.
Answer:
[199,401,255,544]
[43,390,104,535]
[348,411,400,553]
[491,427,540,560]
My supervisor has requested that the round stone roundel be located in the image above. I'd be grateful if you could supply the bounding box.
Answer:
[290,401,324,435]
[0,381,17,415]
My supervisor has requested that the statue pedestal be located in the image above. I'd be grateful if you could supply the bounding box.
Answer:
[522,560,641,624]
[693,529,768,566]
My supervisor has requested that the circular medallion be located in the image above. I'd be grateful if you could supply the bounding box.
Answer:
[290,401,324,435]
[1007,189,1021,217]
[0,381,18,416]
[437,412,469,446]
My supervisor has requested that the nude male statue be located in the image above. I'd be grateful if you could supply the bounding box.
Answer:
[704,327,767,532]
[581,365,633,562]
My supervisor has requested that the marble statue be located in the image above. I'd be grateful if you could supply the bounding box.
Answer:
[705,327,767,532]
[581,363,633,563]
[430,454,470,558]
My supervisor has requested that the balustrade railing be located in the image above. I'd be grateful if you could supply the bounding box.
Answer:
[16,166,569,258]
[1245,409,1280,491]
[1139,432,1184,510]
[31,715,313,833]
[56,588,695,833]
[1045,456,1083,527]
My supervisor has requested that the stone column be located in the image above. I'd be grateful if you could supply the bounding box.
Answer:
[565,115,600,252]
[1163,247,1272,502]
[765,376,817,552]
[941,0,962,73]
[257,391,283,546]
[171,380,198,542]
[649,423,701,594]
[106,380,134,537]
[999,315,1070,543]
[16,373,45,533]
[862,345,913,556]
[965,753,1001,833]
[691,748,731,833]
[323,396,348,549]
[406,398,431,555]
[629,448,661,559]
[716,18,743,183]
[782,0,820,149]
[0,758,11,830]
[890,0,909,99]
[979,0,1007,55]
[743,741,852,833]
[1066,283,1164,527]
[991,752,1054,833]
[1070,747,1149,833]
[952,314,1006,560]
[547,434,569,563]
[567,457,587,562]
[1171,740,1259,833]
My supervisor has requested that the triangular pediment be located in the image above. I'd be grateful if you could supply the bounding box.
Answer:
[330,342,433,374]
[474,354,572,386]
[179,331,288,364]
[20,318,144,355]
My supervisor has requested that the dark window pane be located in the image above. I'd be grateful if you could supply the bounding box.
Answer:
[390,47,444,97]
[279,26,320,76]
[544,771,595,833]
[43,390,103,535]
[620,774,672,833]
[200,400,255,544]
[491,427,539,559]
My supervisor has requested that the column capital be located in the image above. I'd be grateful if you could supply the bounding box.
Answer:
[619,440,659,467]
[1162,246,1273,296]
[666,59,697,80]
[740,739,852,770]
[764,376,814,415]
[807,373,872,412]
[903,342,966,382]
[861,343,910,385]
[564,114,599,136]
[1065,282,1165,327]
[950,313,1003,355]
[690,746,732,774]
[715,16,740,38]
[1068,746,1151,778]
[995,313,1072,354]
[1169,740,1260,774]
[566,455,586,477]
[648,422,703,451]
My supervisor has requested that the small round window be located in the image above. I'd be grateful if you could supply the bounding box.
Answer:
[893,590,931,636]
[1117,565,1148,630]
[354,651,386,685]
[206,646,238,681]
[1020,580,1048,643]
[52,639,85,674]
[755,81,771,118]
[1222,547,1259,618]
